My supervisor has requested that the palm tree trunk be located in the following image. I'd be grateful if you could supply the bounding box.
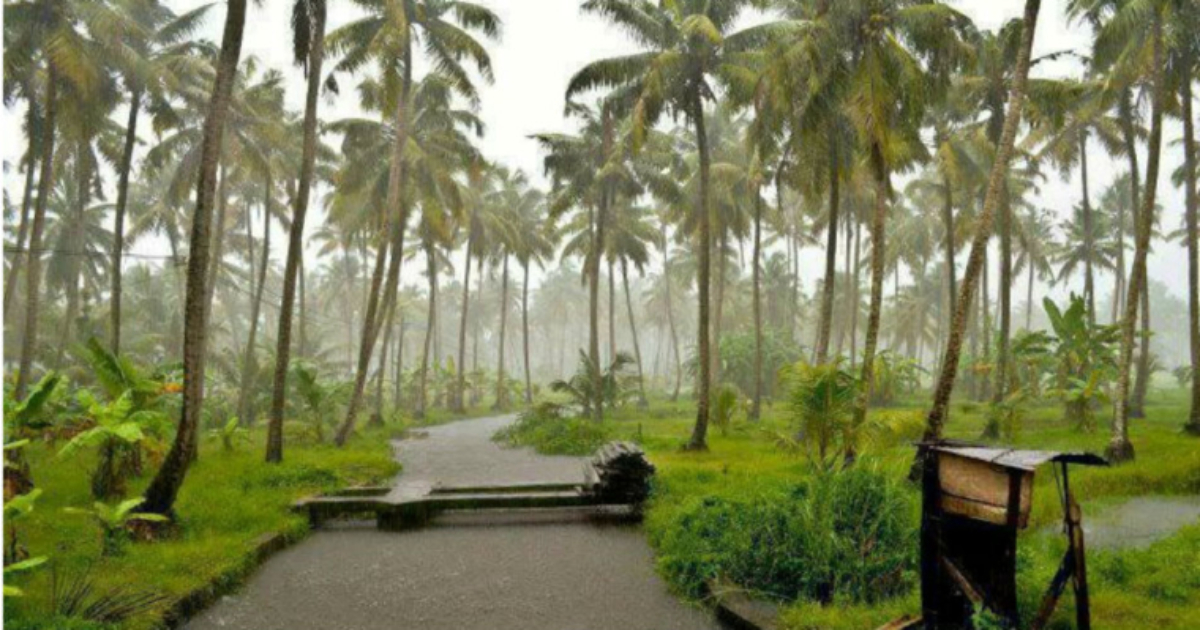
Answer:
[416,243,438,420]
[1181,55,1200,434]
[1026,261,1035,331]
[373,293,397,425]
[142,0,248,515]
[1111,10,1166,461]
[56,144,89,367]
[455,232,474,413]
[1080,132,1096,326]
[816,132,840,364]
[984,188,1014,438]
[394,311,406,408]
[851,147,891,454]
[4,104,40,323]
[334,233,390,446]
[589,203,604,423]
[109,89,141,354]
[522,261,533,405]
[916,0,1042,461]
[266,1,324,461]
[621,259,648,408]
[751,183,763,420]
[663,227,682,402]
[713,232,727,383]
[687,91,712,451]
[1132,285,1151,418]
[238,176,271,426]
[494,256,510,410]
[205,162,229,315]
[608,257,617,363]
[334,31,412,445]
[849,213,862,366]
[14,69,58,401]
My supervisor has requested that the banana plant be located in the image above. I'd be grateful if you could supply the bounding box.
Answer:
[64,497,169,557]
[207,417,250,451]
[3,556,48,597]
[1042,295,1119,430]
[4,484,43,566]
[58,391,166,500]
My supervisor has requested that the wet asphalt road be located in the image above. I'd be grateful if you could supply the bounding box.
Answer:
[183,415,721,630]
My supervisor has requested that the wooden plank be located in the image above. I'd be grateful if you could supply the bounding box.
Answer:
[1031,550,1074,630]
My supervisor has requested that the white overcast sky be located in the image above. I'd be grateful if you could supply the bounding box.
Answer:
[1,0,1191,303]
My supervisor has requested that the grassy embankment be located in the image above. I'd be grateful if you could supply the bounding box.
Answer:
[500,387,1200,629]
[5,423,404,630]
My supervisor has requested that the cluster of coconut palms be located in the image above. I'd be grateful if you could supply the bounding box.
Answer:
[3,0,1198,519]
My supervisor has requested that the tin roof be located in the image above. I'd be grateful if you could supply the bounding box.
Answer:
[923,442,1108,471]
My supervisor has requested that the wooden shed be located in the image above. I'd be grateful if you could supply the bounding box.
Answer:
[917,442,1107,630]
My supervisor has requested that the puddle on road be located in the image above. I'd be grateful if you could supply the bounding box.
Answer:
[1055,496,1200,550]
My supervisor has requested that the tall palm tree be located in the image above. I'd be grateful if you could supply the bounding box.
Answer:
[1179,2,1200,435]
[485,167,539,410]
[1025,80,1123,325]
[568,0,765,449]
[918,0,1045,456]
[5,0,108,398]
[509,181,555,405]
[1013,206,1057,330]
[326,0,499,445]
[267,0,327,463]
[107,0,212,354]
[142,0,250,517]
[1095,0,1174,462]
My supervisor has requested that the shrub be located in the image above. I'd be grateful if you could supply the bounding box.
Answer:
[650,466,917,605]
[492,403,613,455]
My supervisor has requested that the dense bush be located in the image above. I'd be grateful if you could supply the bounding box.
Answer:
[492,403,614,455]
[649,466,917,604]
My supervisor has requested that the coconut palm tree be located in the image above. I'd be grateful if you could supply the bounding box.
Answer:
[326,0,499,445]
[566,0,771,448]
[484,167,540,410]
[1014,207,1058,330]
[5,0,110,399]
[508,180,555,405]
[267,0,327,463]
[918,0,1046,457]
[106,0,212,354]
[141,0,251,517]
[1025,79,1123,325]
[1091,0,1175,462]
[1178,2,1200,435]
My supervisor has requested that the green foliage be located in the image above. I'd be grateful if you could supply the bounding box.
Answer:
[492,403,614,456]
[550,351,637,416]
[985,390,1029,441]
[208,417,250,452]
[696,330,803,401]
[1042,295,1120,430]
[779,362,860,472]
[3,556,48,597]
[868,352,925,406]
[57,390,164,500]
[4,487,45,569]
[4,373,63,436]
[63,497,169,557]
[649,466,917,605]
[712,383,744,437]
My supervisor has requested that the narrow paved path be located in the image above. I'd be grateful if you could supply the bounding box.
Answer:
[184,415,721,630]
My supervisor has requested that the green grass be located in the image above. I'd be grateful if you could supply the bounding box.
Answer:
[591,387,1200,630]
[4,425,400,630]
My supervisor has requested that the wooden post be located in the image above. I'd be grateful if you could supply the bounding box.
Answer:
[920,448,943,630]
[1063,463,1092,630]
